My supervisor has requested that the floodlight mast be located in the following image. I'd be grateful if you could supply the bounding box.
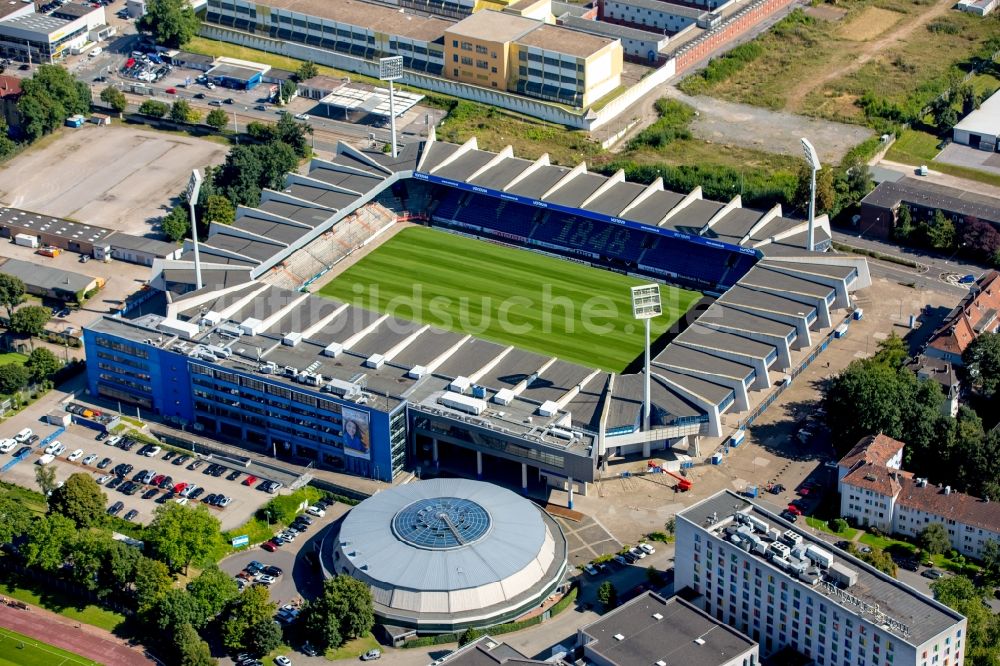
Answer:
[800,138,821,252]
[631,284,662,458]
[379,56,404,159]
[186,169,204,291]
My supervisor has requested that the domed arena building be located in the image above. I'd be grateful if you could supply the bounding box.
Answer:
[325,478,568,633]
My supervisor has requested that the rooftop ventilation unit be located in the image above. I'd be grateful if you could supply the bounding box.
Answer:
[365,354,385,369]
[438,392,487,416]
[408,365,427,379]
[493,388,514,405]
[537,400,559,417]
[282,332,303,347]
[449,376,472,394]
[323,342,343,357]
[323,377,361,399]
[157,318,200,340]
[217,322,243,338]
[240,317,264,336]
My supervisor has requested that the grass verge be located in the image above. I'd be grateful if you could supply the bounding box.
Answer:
[0,352,28,366]
[317,227,701,372]
[0,626,101,666]
[0,568,126,633]
[325,633,380,661]
[805,516,859,540]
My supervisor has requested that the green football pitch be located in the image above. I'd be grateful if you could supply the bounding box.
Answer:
[318,227,700,372]
[0,626,100,666]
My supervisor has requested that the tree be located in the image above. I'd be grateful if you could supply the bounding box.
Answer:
[25,347,60,383]
[138,0,200,47]
[171,99,199,124]
[873,331,907,369]
[205,195,235,225]
[297,576,374,651]
[161,205,190,243]
[48,473,107,528]
[959,217,1000,261]
[100,86,127,113]
[18,65,90,141]
[22,514,75,571]
[173,622,217,666]
[139,99,169,118]
[927,209,956,250]
[597,580,618,610]
[145,503,223,573]
[795,165,835,214]
[295,61,318,82]
[274,111,311,158]
[101,540,142,600]
[9,305,51,347]
[206,108,228,130]
[134,556,173,612]
[919,523,951,555]
[894,204,913,241]
[981,539,1000,579]
[246,121,275,142]
[0,495,32,544]
[0,119,15,160]
[152,588,208,631]
[931,575,1000,666]
[34,463,57,496]
[459,627,484,646]
[279,79,297,105]
[187,565,239,621]
[246,618,283,656]
[830,518,849,534]
[215,142,298,208]
[0,273,25,319]
[964,332,1000,399]
[67,529,114,591]
[299,601,342,652]
[221,586,277,653]
[0,362,29,394]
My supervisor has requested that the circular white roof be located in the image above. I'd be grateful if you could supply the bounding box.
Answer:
[338,478,549,593]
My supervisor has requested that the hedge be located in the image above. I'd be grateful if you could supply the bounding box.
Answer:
[262,486,323,524]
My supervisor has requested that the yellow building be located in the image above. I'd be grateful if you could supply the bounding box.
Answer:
[443,9,622,107]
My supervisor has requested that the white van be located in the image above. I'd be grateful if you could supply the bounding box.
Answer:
[15,428,32,443]
[88,47,102,57]
[0,438,16,453]
[36,453,55,465]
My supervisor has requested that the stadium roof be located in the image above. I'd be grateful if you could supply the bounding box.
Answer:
[250,0,452,42]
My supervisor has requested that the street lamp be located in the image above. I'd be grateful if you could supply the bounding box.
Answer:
[185,169,204,290]
[631,284,662,457]
[378,56,403,159]
[801,138,821,252]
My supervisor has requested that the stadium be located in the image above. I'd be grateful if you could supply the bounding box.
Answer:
[83,130,871,495]
[320,477,568,632]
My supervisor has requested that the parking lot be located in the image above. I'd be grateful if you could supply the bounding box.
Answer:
[0,124,228,231]
[0,417,282,531]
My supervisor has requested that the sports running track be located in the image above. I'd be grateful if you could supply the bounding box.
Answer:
[0,602,157,666]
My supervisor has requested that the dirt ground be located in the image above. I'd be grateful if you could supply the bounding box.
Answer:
[0,124,228,233]
[837,6,903,41]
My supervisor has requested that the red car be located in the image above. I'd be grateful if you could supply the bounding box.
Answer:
[151,474,165,486]
[242,475,258,487]
[165,88,177,94]
[174,482,188,494]
[786,504,802,516]
[261,541,278,552]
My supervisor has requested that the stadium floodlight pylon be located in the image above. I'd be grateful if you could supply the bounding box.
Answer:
[379,56,404,159]
[801,138,821,252]
[631,283,662,457]
[186,169,204,290]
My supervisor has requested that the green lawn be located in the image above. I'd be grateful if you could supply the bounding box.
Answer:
[326,633,381,661]
[805,516,859,540]
[887,129,1000,189]
[317,227,700,372]
[859,532,917,555]
[0,569,125,633]
[0,626,100,666]
[0,352,28,366]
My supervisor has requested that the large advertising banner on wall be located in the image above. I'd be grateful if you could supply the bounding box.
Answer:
[342,407,371,460]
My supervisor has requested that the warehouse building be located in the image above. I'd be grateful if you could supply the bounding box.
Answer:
[324,478,568,631]
[98,233,183,266]
[953,89,1000,152]
[577,592,758,666]
[0,258,101,301]
[859,177,1000,240]
[676,491,968,665]
[558,15,669,62]
[0,207,113,255]
[600,0,714,33]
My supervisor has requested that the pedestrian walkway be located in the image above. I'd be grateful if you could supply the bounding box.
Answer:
[0,601,157,666]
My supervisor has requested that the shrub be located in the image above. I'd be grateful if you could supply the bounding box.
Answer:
[261,486,322,525]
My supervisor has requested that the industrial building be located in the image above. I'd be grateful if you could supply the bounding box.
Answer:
[858,177,1000,240]
[0,258,101,301]
[444,10,622,106]
[676,491,968,665]
[0,3,106,62]
[577,592,758,666]
[324,478,567,631]
[83,135,869,489]
[0,207,114,255]
[953,89,1000,151]
[557,16,669,62]
[600,0,715,34]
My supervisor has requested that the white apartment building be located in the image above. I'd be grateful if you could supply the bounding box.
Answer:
[676,491,968,666]
[837,434,1000,559]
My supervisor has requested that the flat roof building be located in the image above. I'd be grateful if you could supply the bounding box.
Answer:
[676,491,967,665]
[0,207,114,254]
[0,5,105,62]
[859,176,1000,240]
[577,592,758,666]
[953,89,1000,152]
[0,257,101,301]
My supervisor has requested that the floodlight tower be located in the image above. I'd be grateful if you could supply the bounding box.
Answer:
[631,284,662,457]
[379,56,404,159]
[186,169,204,291]
[800,137,821,252]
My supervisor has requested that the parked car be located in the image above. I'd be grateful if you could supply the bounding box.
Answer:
[638,543,655,555]
[209,100,223,106]
[261,541,278,552]
[142,488,159,500]
[158,475,174,489]
[106,435,122,447]
[361,649,381,661]
[779,509,798,523]
[173,455,190,466]
[107,501,124,516]
[124,509,139,521]
[44,440,65,455]
[13,446,30,458]
[189,487,205,500]
[143,446,161,458]
[629,547,646,559]
[162,451,176,461]
[96,475,112,484]
[217,495,232,507]
[275,656,292,666]
[263,565,282,577]
[97,457,112,469]
[95,431,109,442]
[156,491,175,504]
[256,574,276,585]
[922,569,945,580]
[106,476,123,489]
[165,87,177,94]
[204,493,218,505]
[187,460,203,471]
[294,113,310,120]
[227,469,241,481]
[193,92,206,99]
[306,505,325,518]
[769,483,785,494]
[66,448,84,462]
[583,564,598,576]
[243,475,258,486]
